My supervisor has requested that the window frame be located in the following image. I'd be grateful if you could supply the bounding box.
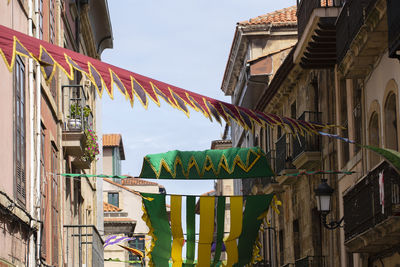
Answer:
[14,55,26,205]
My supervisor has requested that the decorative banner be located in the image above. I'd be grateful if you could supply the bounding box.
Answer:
[103,235,134,248]
[0,24,337,134]
[319,131,400,173]
[139,147,274,179]
[60,173,128,179]
[104,258,142,264]
[141,193,172,267]
[118,244,144,259]
[283,170,355,177]
[141,193,274,266]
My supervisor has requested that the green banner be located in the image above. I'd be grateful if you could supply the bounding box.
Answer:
[139,147,274,179]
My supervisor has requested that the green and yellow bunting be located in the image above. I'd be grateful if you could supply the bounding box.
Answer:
[139,147,274,179]
[141,193,274,267]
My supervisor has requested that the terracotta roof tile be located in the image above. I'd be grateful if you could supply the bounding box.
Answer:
[122,176,160,186]
[104,178,141,196]
[103,134,122,147]
[103,134,125,160]
[103,202,122,212]
[239,6,297,26]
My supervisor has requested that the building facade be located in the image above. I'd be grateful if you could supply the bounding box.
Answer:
[103,177,165,267]
[0,0,113,266]
[222,1,400,267]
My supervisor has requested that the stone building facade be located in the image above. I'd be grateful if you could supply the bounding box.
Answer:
[222,1,400,266]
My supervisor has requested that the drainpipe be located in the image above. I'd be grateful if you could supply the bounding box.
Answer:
[34,0,42,264]
[28,0,36,266]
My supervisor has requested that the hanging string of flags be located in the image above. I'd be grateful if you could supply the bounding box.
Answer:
[141,193,275,267]
[0,24,337,134]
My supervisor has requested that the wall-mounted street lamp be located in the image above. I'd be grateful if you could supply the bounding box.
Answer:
[314,178,344,230]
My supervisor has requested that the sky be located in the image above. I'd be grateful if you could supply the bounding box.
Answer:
[101,0,295,195]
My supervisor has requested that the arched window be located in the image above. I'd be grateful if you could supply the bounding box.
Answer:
[384,92,398,150]
[368,112,380,167]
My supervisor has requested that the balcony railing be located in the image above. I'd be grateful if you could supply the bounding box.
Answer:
[266,150,276,173]
[64,225,104,267]
[344,161,400,241]
[387,0,400,58]
[292,112,321,160]
[336,0,379,64]
[62,85,93,132]
[275,134,291,174]
[297,0,343,38]
[295,256,326,267]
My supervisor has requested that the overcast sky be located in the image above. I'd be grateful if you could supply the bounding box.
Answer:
[101,0,295,195]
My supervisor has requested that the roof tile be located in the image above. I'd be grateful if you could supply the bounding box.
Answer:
[104,178,141,196]
[103,134,122,147]
[239,6,297,26]
[122,176,160,186]
[103,202,122,212]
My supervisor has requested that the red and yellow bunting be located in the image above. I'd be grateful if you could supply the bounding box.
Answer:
[0,24,336,134]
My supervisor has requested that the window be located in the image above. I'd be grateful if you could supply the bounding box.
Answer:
[384,93,398,150]
[112,147,121,181]
[368,112,380,167]
[14,56,26,204]
[108,192,119,207]
[40,127,47,258]
[128,236,145,266]
[293,219,300,260]
[279,230,284,265]
[51,147,58,265]
[353,83,362,153]
[49,0,55,43]
[340,79,349,166]
[39,0,43,40]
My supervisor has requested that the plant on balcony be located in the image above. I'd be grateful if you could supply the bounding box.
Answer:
[67,103,82,131]
[83,106,91,118]
[82,128,99,163]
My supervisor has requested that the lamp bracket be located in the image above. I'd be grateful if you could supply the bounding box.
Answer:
[321,213,344,230]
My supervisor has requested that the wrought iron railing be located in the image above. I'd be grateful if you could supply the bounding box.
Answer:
[292,112,321,160]
[62,85,93,132]
[343,161,400,241]
[297,0,343,39]
[295,256,326,267]
[275,134,289,174]
[387,0,400,58]
[266,150,275,173]
[63,225,104,267]
[336,0,379,63]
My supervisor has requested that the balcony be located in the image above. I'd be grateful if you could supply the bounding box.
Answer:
[344,161,400,252]
[292,112,321,169]
[294,0,343,69]
[62,85,93,168]
[387,0,400,59]
[336,0,387,77]
[295,256,326,267]
[275,135,297,185]
[63,225,104,267]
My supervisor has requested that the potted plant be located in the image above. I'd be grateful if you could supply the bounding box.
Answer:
[82,128,100,163]
[67,103,82,131]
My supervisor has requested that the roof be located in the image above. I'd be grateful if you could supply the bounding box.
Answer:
[103,178,141,196]
[103,202,121,212]
[104,217,136,223]
[103,134,125,160]
[122,176,160,186]
[239,6,297,26]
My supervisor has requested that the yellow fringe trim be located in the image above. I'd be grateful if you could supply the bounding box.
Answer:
[141,201,156,267]
[145,148,265,179]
